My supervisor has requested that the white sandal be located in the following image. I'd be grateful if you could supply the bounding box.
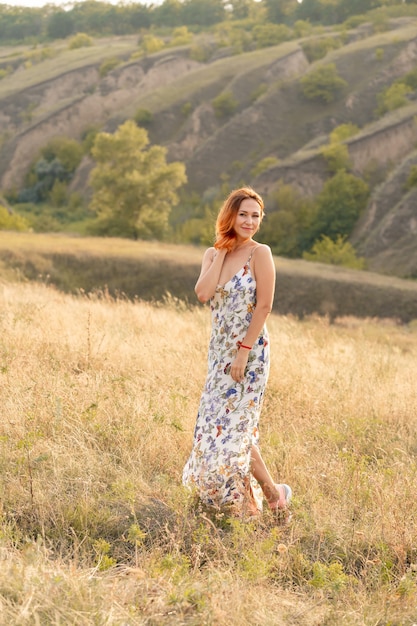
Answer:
[268,483,292,511]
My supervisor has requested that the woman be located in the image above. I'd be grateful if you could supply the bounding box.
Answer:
[182,187,292,519]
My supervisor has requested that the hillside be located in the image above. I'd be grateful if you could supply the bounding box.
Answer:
[1,15,417,277]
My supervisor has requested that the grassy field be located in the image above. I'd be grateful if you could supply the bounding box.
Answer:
[1,277,417,625]
[1,232,417,321]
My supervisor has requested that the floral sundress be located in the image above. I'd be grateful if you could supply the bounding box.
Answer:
[182,250,270,515]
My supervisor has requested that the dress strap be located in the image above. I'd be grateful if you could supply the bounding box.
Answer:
[247,245,259,262]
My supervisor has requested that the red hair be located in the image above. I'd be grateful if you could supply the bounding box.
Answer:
[214,187,264,251]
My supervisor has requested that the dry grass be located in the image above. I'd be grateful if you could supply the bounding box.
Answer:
[1,278,417,624]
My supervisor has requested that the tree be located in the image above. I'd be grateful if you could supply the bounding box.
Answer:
[181,0,226,26]
[264,0,284,23]
[125,3,151,30]
[336,0,379,22]
[295,0,326,23]
[47,10,74,39]
[228,0,255,20]
[260,182,317,257]
[310,170,370,243]
[0,6,43,41]
[89,121,187,239]
[153,0,183,27]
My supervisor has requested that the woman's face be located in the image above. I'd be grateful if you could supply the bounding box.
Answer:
[233,198,262,241]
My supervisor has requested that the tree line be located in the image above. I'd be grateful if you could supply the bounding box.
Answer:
[1,0,417,43]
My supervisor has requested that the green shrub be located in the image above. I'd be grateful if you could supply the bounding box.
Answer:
[181,102,193,117]
[0,65,12,80]
[293,20,313,38]
[0,205,29,231]
[82,126,101,155]
[301,37,342,63]
[343,15,368,29]
[406,164,417,190]
[252,23,293,49]
[141,34,164,55]
[251,157,279,178]
[329,123,359,144]
[300,64,347,104]
[229,160,244,175]
[376,82,412,117]
[375,47,384,61]
[320,143,351,173]
[228,28,253,54]
[211,92,238,118]
[177,216,213,245]
[24,47,56,64]
[134,108,153,127]
[371,12,389,34]
[309,561,353,592]
[189,43,212,63]
[99,58,121,78]
[169,26,193,47]
[49,180,68,207]
[303,235,365,270]
[400,66,417,91]
[19,137,84,205]
[68,33,93,49]
[41,137,84,173]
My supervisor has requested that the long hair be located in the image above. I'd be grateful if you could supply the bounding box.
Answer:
[214,187,264,251]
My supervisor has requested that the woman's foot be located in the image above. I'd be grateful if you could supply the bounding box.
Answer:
[268,483,292,511]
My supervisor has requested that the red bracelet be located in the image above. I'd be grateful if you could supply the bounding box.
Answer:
[239,343,252,350]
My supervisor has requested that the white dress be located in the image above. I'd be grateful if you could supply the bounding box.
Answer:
[183,251,270,514]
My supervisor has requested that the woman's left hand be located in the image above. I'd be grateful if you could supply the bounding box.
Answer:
[230,350,249,382]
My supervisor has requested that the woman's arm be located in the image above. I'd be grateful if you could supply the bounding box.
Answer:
[230,245,275,382]
[195,247,228,303]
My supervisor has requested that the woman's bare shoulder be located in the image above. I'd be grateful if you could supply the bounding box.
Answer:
[202,246,216,260]
[199,246,217,268]
[252,243,273,258]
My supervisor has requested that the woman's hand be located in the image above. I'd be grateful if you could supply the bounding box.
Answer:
[230,349,249,382]
[195,247,227,303]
